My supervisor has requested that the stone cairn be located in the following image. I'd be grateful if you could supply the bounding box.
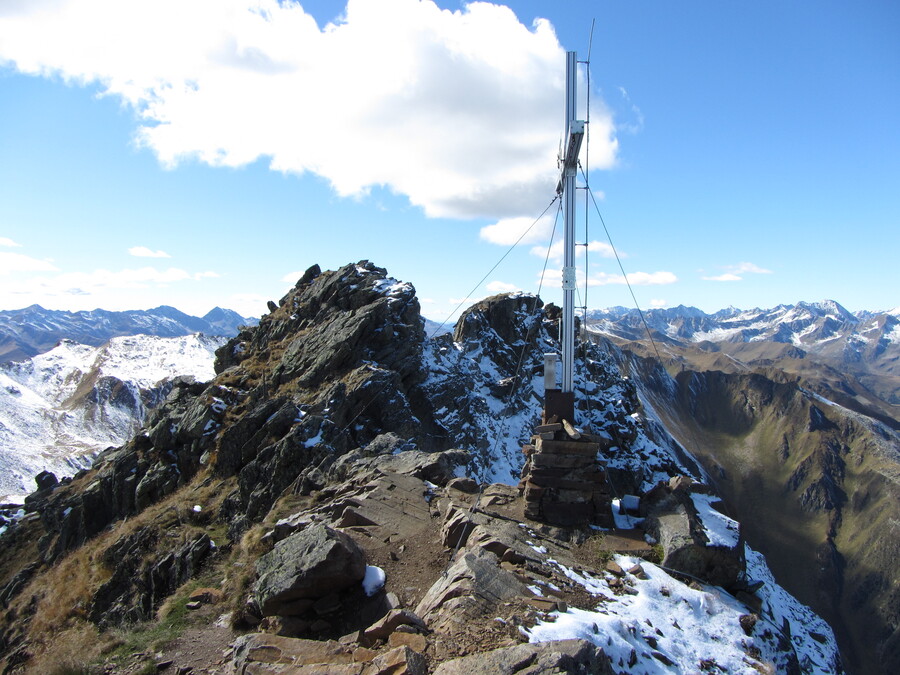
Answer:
[519,415,613,527]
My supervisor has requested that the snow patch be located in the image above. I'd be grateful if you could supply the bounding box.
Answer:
[362,565,386,596]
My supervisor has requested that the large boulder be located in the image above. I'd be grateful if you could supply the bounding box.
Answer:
[253,524,367,616]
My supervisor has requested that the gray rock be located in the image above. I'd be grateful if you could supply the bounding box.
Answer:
[431,639,613,675]
[641,485,743,588]
[415,548,529,632]
[253,524,366,616]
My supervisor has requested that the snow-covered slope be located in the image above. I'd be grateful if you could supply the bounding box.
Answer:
[0,333,225,498]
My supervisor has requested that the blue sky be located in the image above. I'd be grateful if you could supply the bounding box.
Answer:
[1,0,897,321]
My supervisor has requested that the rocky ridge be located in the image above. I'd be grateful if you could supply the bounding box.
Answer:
[0,262,842,673]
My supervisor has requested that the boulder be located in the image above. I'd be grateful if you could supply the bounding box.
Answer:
[431,639,613,675]
[415,548,529,632]
[254,524,367,616]
[33,471,59,492]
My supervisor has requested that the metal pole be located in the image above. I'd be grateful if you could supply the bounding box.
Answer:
[562,51,577,393]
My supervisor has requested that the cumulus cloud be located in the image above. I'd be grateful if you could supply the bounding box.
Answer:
[650,298,667,308]
[486,280,520,294]
[480,213,558,246]
[128,246,171,258]
[0,0,618,221]
[0,237,22,247]
[702,261,772,282]
[587,270,677,286]
[0,251,58,274]
[533,239,619,264]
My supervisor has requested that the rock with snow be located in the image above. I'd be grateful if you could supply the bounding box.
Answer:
[253,524,367,616]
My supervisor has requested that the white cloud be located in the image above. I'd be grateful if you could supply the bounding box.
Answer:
[0,0,619,221]
[480,214,557,246]
[617,86,645,135]
[0,251,58,274]
[128,245,171,258]
[703,273,742,282]
[732,261,772,274]
[650,298,667,308]
[486,280,520,294]
[702,262,772,282]
[0,237,22,247]
[587,270,677,286]
[532,239,619,264]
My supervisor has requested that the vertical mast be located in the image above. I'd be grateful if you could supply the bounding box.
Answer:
[561,51,585,396]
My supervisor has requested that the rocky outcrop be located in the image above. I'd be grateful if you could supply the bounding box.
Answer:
[432,639,613,675]
[253,524,367,616]
[89,529,213,627]
[640,479,743,589]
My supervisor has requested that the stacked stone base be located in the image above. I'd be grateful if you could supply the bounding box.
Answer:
[519,423,613,528]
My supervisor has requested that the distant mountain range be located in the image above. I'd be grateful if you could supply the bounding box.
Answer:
[0,305,257,363]
[586,300,900,427]
[0,333,225,498]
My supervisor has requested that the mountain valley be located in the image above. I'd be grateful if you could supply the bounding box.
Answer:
[587,302,900,674]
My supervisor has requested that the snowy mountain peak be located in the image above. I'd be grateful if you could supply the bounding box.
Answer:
[0,304,257,363]
[0,333,225,498]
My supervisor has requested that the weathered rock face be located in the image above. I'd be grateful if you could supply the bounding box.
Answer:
[253,524,367,616]
[640,481,743,589]
[432,639,613,675]
[89,529,213,627]
[231,633,428,675]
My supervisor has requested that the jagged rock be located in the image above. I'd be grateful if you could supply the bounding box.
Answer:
[89,531,213,627]
[641,484,743,588]
[447,477,479,493]
[431,639,613,675]
[33,471,58,492]
[362,609,427,642]
[364,449,469,487]
[415,548,529,632]
[254,524,367,616]
[134,461,180,511]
